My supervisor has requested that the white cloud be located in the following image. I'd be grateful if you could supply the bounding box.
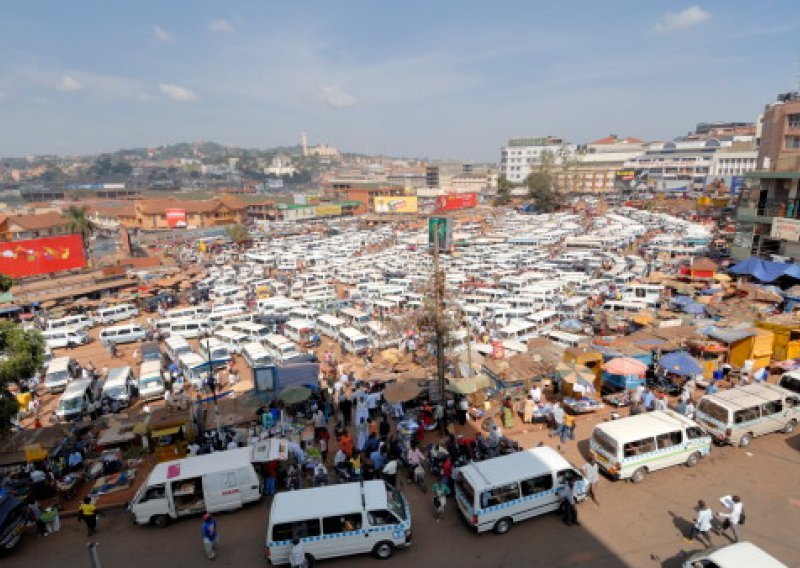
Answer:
[655,6,711,33]
[57,75,83,92]
[319,85,357,108]
[152,25,176,44]
[208,19,235,33]
[159,83,198,102]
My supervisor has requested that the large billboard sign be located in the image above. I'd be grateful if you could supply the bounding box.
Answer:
[434,193,477,212]
[428,216,453,252]
[374,196,418,214]
[614,170,637,192]
[166,209,187,229]
[315,204,343,217]
[0,235,86,278]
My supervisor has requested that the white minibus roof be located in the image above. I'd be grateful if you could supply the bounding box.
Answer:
[140,360,162,377]
[702,383,791,408]
[270,480,388,524]
[62,378,91,398]
[47,357,72,373]
[148,447,254,485]
[594,410,697,441]
[458,447,572,492]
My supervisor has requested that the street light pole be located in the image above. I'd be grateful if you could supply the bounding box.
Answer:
[433,234,447,435]
[204,336,221,437]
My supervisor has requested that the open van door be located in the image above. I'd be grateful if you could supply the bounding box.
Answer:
[250,438,290,462]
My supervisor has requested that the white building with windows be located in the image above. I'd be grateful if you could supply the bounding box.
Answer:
[709,148,758,176]
[499,137,577,183]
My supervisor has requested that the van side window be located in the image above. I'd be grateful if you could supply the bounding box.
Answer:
[786,396,800,408]
[656,431,682,449]
[761,400,783,416]
[322,513,363,534]
[520,474,553,497]
[367,510,397,526]
[623,437,656,457]
[140,484,165,502]
[686,427,705,440]
[734,406,760,424]
[480,483,520,508]
[272,519,321,542]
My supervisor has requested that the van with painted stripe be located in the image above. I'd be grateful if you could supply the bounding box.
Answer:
[694,383,800,448]
[589,410,711,483]
[265,480,411,565]
[454,446,586,534]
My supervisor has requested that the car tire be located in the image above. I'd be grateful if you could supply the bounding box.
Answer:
[373,541,395,560]
[686,452,700,467]
[783,419,797,434]
[630,467,647,483]
[493,517,512,535]
[151,514,170,528]
[738,433,753,448]
[305,553,316,567]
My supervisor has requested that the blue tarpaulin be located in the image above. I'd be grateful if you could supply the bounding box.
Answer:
[729,257,800,282]
[658,351,702,376]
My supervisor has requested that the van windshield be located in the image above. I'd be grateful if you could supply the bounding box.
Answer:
[46,371,69,384]
[58,397,82,412]
[386,484,406,521]
[592,429,617,456]
[697,399,727,423]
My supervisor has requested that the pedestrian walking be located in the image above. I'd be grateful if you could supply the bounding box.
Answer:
[558,477,579,526]
[581,460,600,504]
[201,513,218,559]
[561,413,576,443]
[289,537,307,568]
[77,497,98,536]
[432,478,449,521]
[717,495,744,543]
[550,402,565,439]
[684,500,714,548]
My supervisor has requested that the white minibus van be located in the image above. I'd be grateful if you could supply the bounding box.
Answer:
[454,446,586,534]
[164,335,192,363]
[101,366,137,408]
[265,480,411,565]
[55,378,100,422]
[213,329,249,354]
[167,318,208,339]
[263,334,302,363]
[230,321,271,342]
[131,444,283,527]
[338,326,371,355]
[47,314,94,332]
[97,303,138,324]
[138,360,165,401]
[99,323,147,345]
[316,314,346,339]
[589,410,712,483]
[242,341,272,368]
[42,328,89,350]
[284,319,317,346]
[694,383,800,447]
[44,357,79,394]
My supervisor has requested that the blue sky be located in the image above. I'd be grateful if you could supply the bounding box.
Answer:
[0,1,798,161]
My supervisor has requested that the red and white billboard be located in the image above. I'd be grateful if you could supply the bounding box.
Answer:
[0,235,86,278]
[435,193,477,211]
[166,209,187,229]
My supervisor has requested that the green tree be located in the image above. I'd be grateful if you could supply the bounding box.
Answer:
[225,224,251,245]
[495,175,514,206]
[0,274,12,293]
[0,321,45,434]
[524,149,565,213]
[64,205,98,251]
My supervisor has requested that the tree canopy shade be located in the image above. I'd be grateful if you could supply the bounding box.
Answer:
[0,321,45,435]
[0,274,12,293]
[225,224,251,244]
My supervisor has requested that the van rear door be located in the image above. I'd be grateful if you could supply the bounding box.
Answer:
[203,471,244,512]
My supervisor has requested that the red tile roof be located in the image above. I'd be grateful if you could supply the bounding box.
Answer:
[7,211,67,230]
[589,135,645,145]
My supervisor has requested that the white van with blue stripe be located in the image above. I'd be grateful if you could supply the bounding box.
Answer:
[265,480,411,565]
[454,446,586,534]
[590,410,712,483]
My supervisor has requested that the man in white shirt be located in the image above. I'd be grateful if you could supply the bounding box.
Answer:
[718,495,744,542]
[686,499,714,547]
[581,460,600,504]
[529,384,542,404]
[289,537,306,568]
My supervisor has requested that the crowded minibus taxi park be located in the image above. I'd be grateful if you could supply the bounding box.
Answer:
[454,447,586,534]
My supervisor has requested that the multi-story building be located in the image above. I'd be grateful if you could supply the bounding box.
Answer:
[499,137,576,184]
[0,212,68,241]
[625,140,721,191]
[322,179,405,214]
[117,195,247,231]
[557,135,646,193]
[733,92,800,260]
[708,144,758,177]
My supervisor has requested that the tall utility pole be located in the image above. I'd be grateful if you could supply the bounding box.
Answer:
[432,233,447,434]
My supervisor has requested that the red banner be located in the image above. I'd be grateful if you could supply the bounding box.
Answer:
[435,193,477,211]
[0,235,86,278]
[166,209,187,229]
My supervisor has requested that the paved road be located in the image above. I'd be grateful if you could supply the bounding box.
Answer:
[6,428,800,568]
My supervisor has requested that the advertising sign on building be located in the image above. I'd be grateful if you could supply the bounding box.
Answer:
[0,234,86,278]
[428,216,453,252]
[374,196,419,214]
[614,170,637,192]
[166,209,187,229]
[771,218,800,242]
[314,204,342,217]
[434,193,477,212]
